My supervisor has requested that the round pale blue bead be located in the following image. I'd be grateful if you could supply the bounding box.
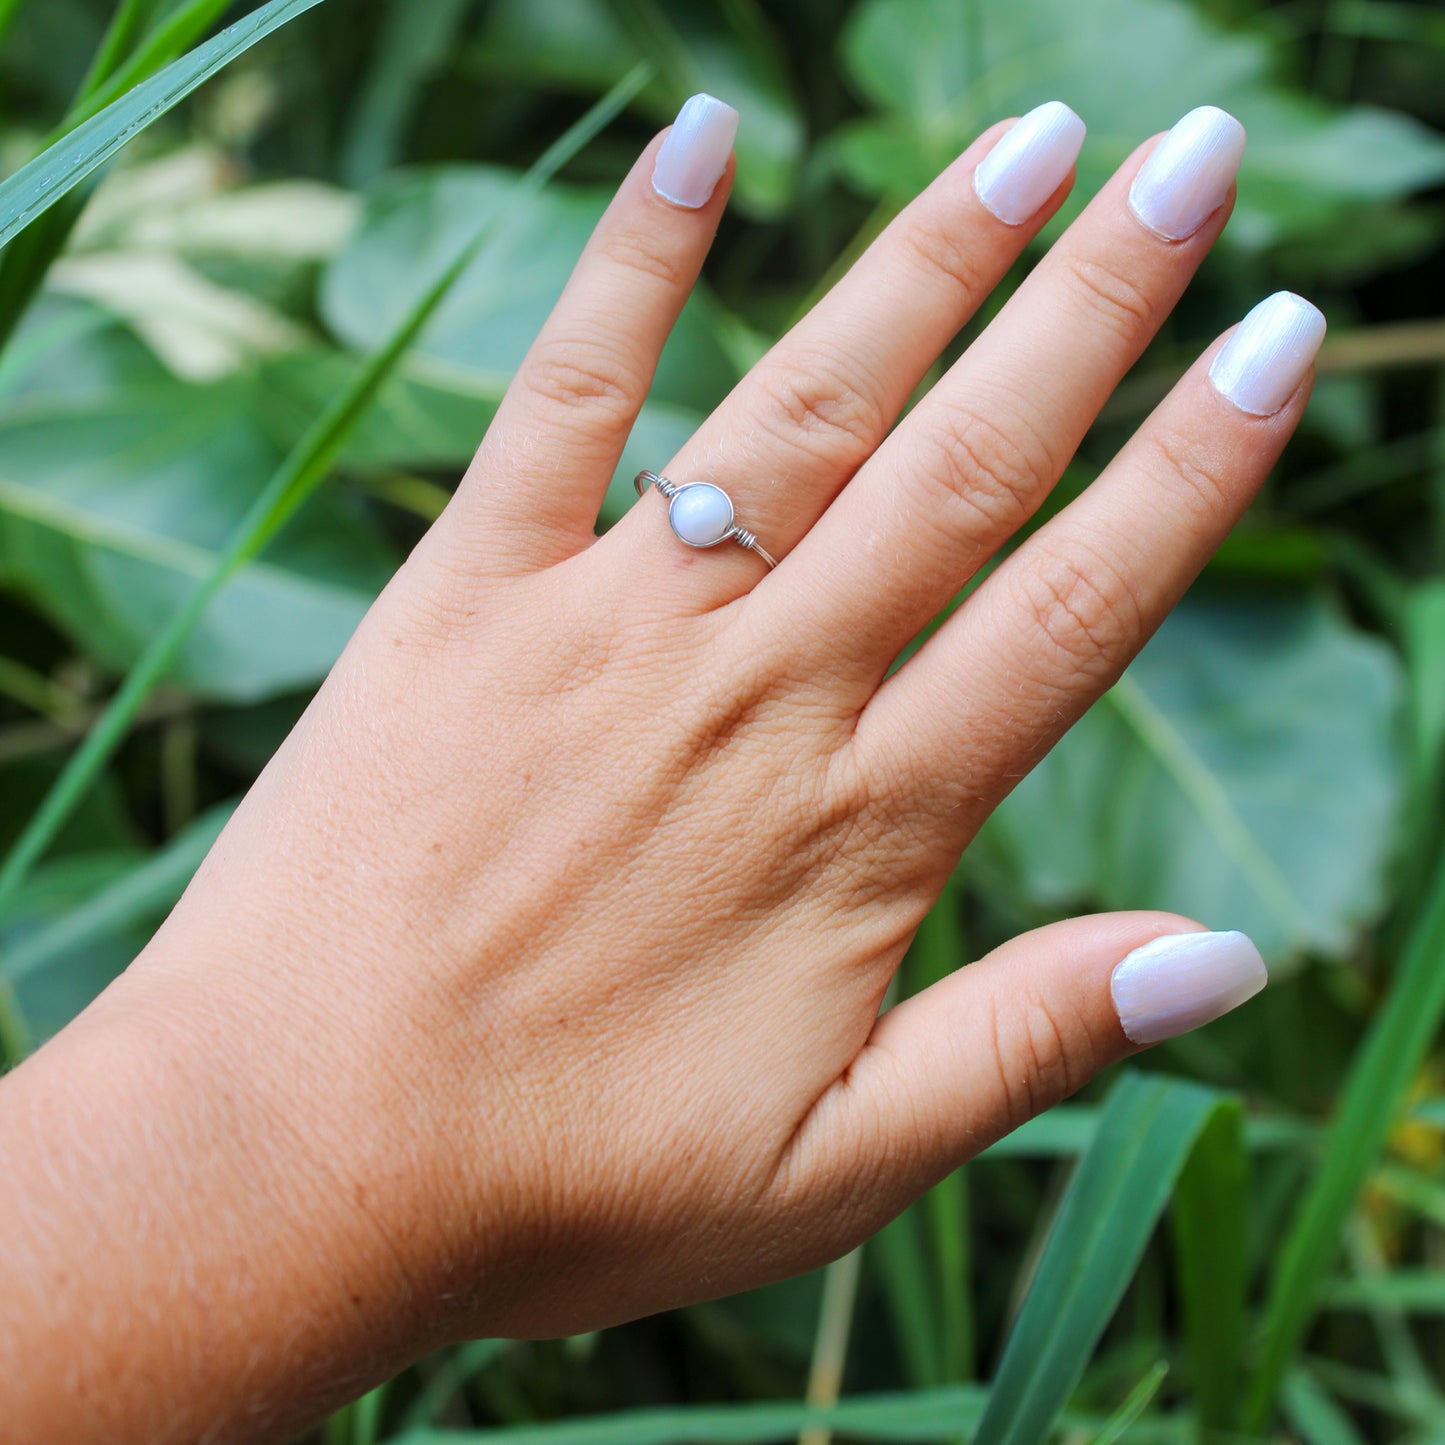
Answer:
[668,483,734,547]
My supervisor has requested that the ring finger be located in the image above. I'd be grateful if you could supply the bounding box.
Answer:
[603,101,1087,604]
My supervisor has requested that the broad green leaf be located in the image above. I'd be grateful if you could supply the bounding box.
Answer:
[0,68,653,923]
[972,1071,1231,1445]
[320,166,737,416]
[473,0,803,216]
[0,0,331,249]
[0,380,395,701]
[834,0,1445,253]
[978,593,1404,962]
[252,348,702,530]
[0,800,233,993]
[1245,843,1445,1428]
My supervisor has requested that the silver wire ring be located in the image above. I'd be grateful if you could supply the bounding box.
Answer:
[634,470,778,570]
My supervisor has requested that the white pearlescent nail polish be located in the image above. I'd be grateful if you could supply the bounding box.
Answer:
[652,93,739,209]
[1128,105,1246,240]
[973,101,1086,225]
[1209,291,1327,417]
[1111,931,1267,1045]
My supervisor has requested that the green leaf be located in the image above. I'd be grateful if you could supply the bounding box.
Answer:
[0,0,332,250]
[1279,1372,1369,1445]
[978,592,1404,962]
[834,0,1445,251]
[0,67,653,925]
[320,165,737,416]
[1318,1270,1445,1315]
[473,0,803,216]
[1170,1099,1247,1437]
[1244,842,1445,1428]
[0,379,396,701]
[386,1383,1191,1443]
[1089,1361,1169,1445]
[972,1071,1231,1445]
[0,800,233,993]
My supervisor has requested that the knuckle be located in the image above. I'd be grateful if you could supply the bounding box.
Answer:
[1019,542,1142,672]
[1062,251,1157,339]
[523,336,640,424]
[750,350,888,469]
[991,986,1078,1134]
[897,217,989,300]
[596,227,690,290]
[1145,423,1231,513]
[919,407,1054,539]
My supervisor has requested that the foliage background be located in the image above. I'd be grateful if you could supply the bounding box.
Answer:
[1,0,1443,1439]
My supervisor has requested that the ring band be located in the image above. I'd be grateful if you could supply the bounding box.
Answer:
[634,471,777,570]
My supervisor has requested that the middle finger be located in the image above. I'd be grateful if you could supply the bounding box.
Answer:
[602,103,1086,602]
[772,105,1246,695]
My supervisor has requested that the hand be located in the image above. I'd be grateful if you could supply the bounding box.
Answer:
[3,96,1315,1440]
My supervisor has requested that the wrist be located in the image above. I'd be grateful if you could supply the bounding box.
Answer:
[1,939,458,1442]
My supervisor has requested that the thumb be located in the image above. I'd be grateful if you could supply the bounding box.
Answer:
[778,913,1266,1238]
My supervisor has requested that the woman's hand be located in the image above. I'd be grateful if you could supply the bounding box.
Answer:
[2,95,1318,1441]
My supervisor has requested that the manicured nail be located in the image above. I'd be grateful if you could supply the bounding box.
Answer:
[973,101,1086,225]
[652,93,738,209]
[1209,291,1326,416]
[1128,105,1246,240]
[1111,931,1267,1045]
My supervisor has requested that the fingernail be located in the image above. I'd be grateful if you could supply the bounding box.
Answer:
[1111,931,1267,1045]
[973,101,1086,225]
[1209,291,1327,416]
[1128,105,1246,240]
[652,93,738,209]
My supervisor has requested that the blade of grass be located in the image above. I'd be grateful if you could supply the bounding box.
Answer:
[971,1071,1232,1445]
[69,0,237,126]
[797,1247,863,1445]
[0,64,652,917]
[0,0,298,351]
[401,1341,510,1430]
[1279,1371,1369,1445]
[910,894,973,1381]
[1243,843,1445,1430]
[1170,1098,1246,1440]
[73,0,169,103]
[1318,1269,1445,1314]
[386,1385,1194,1445]
[0,0,331,252]
[1342,1218,1443,1411]
[1089,1361,1170,1445]
[872,1187,943,1388]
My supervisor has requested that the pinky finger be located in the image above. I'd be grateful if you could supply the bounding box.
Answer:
[860,290,1327,832]
[445,94,738,572]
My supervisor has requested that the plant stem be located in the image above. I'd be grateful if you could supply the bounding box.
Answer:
[798,1247,864,1445]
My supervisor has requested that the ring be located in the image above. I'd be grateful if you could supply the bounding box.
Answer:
[634,471,778,570]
